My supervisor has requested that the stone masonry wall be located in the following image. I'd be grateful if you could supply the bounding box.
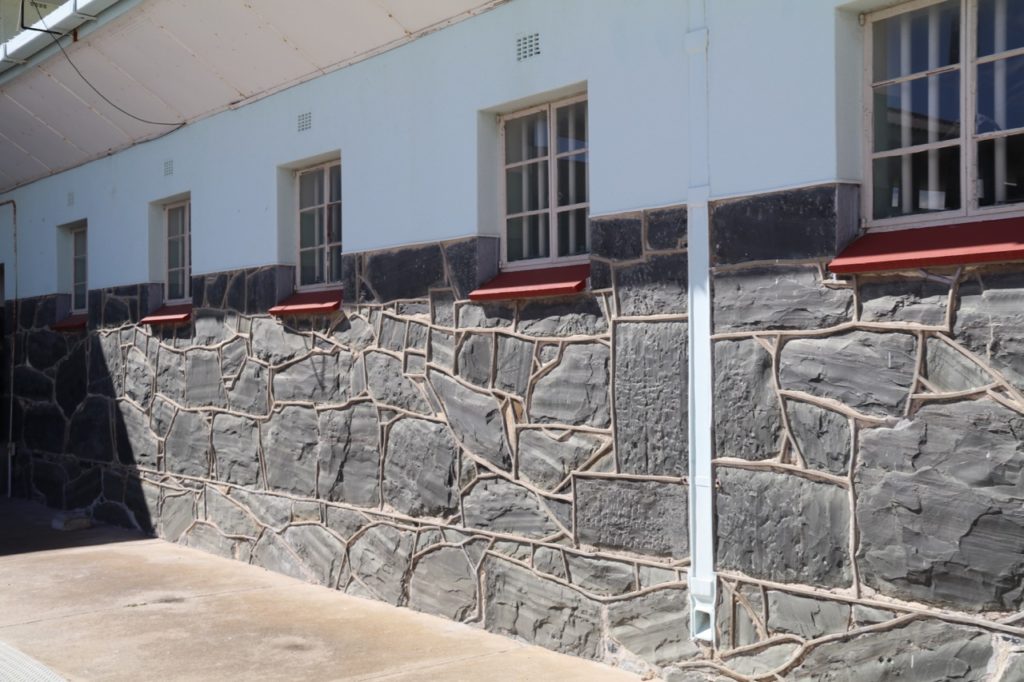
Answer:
[5,224,702,679]
[693,185,1024,681]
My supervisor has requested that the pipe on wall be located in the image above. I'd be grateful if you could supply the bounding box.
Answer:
[1,199,16,498]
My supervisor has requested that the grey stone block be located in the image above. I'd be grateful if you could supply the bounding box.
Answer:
[184,348,227,407]
[231,488,291,532]
[713,338,780,462]
[55,343,87,418]
[518,297,608,337]
[926,337,994,392]
[615,322,687,474]
[608,588,699,666]
[857,401,1024,611]
[193,311,233,345]
[251,530,312,582]
[282,524,346,587]
[317,403,380,506]
[212,414,261,487]
[159,491,195,542]
[165,409,210,478]
[852,604,895,625]
[456,333,492,388]
[430,290,455,328]
[365,351,430,414]
[347,524,415,605]
[955,272,1024,393]
[250,317,309,365]
[272,352,348,403]
[379,315,406,352]
[409,547,477,621]
[428,370,511,469]
[576,478,688,558]
[406,321,428,351]
[483,557,603,659]
[860,279,949,325]
[68,396,115,463]
[766,591,850,639]
[226,360,269,416]
[716,468,850,587]
[261,406,318,497]
[614,252,688,317]
[332,315,376,351]
[565,554,635,595]
[155,347,184,402]
[26,329,66,371]
[713,265,853,332]
[787,620,992,681]
[325,505,370,540]
[462,478,562,538]
[22,403,66,454]
[429,329,454,371]
[517,429,603,492]
[205,487,261,538]
[458,301,514,329]
[530,343,610,428]
[115,401,158,469]
[494,334,534,397]
[220,337,248,377]
[533,546,567,579]
[786,401,850,475]
[779,331,917,417]
[383,418,458,517]
[722,642,800,677]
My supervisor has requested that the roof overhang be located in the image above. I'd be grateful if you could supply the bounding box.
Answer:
[0,0,506,194]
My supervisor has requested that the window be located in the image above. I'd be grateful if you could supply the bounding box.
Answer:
[501,95,588,266]
[297,161,342,287]
[71,223,87,312]
[866,0,1024,225]
[165,200,191,302]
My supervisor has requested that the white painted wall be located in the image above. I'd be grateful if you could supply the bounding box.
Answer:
[0,0,873,300]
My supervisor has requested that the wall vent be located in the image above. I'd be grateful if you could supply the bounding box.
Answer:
[297,112,312,132]
[66,191,74,207]
[163,159,174,176]
[516,33,540,61]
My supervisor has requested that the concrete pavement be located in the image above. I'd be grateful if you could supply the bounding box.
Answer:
[0,498,642,682]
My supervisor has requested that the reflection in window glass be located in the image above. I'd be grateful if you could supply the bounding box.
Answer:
[166,202,190,301]
[872,146,961,219]
[977,54,1024,133]
[872,0,959,81]
[977,0,1024,57]
[297,162,342,286]
[979,132,1024,205]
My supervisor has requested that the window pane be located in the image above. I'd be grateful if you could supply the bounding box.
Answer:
[327,202,342,244]
[300,248,320,285]
[557,208,589,257]
[505,111,548,163]
[167,206,184,238]
[506,162,548,214]
[978,132,1024,206]
[557,152,588,207]
[556,101,587,154]
[978,54,1024,133]
[978,0,1024,57]
[873,72,960,151]
[507,217,524,262]
[168,269,184,301]
[872,146,961,219]
[328,245,343,283]
[505,215,549,262]
[168,238,181,269]
[299,169,323,209]
[73,283,86,311]
[329,164,341,202]
[73,230,86,257]
[872,1,959,82]
[300,209,320,249]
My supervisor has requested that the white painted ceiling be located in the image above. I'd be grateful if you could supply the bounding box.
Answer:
[0,0,503,193]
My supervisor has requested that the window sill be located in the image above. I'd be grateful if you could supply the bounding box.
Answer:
[51,313,88,332]
[269,289,342,316]
[829,216,1024,275]
[140,303,193,325]
[469,263,590,301]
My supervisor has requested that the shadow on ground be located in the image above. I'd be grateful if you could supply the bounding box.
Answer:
[0,497,145,557]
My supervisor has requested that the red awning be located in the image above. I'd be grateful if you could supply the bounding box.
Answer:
[469,264,590,301]
[269,289,343,316]
[830,218,1024,274]
[51,313,88,332]
[140,303,193,325]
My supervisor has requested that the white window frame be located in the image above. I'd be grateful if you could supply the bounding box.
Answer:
[164,199,191,304]
[295,160,342,290]
[70,223,87,313]
[499,93,589,270]
[864,0,1024,231]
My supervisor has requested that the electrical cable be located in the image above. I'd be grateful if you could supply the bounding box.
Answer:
[30,1,185,128]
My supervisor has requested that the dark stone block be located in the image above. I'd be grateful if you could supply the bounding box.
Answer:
[32,457,66,507]
[22,402,65,453]
[103,296,131,326]
[112,285,137,298]
[714,339,781,461]
[575,478,688,558]
[590,214,643,261]
[64,466,101,509]
[68,396,114,462]
[33,296,58,328]
[646,205,687,251]
[139,283,162,317]
[102,468,125,502]
[444,239,479,300]
[246,268,278,314]
[364,244,446,303]
[713,265,853,332]
[26,329,67,371]
[711,184,859,265]
[88,290,103,328]
[14,365,52,402]
[589,260,611,290]
[225,271,246,312]
[614,252,688,317]
[205,274,228,308]
[18,298,37,331]
[340,253,359,302]
[191,275,205,308]
[93,501,136,529]
[87,335,119,397]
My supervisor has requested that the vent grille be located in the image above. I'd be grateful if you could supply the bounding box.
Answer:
[516,33,540,61]
[163,159,174,176]
[297,112,312,132]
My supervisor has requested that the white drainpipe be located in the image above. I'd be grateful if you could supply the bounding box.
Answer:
[685,0,716,643]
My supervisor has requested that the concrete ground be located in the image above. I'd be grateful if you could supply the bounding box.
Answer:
[0,497,641,682]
